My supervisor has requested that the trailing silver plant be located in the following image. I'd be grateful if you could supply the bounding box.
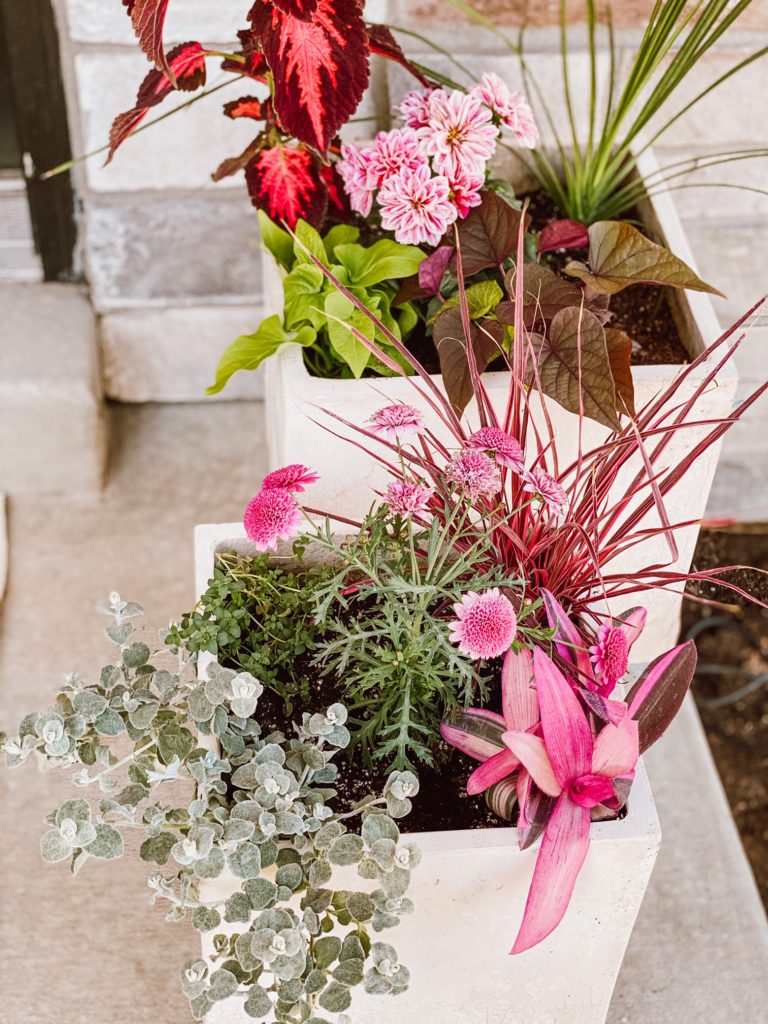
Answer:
[1,594,419,1022]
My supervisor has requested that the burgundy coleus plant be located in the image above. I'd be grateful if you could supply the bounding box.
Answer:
[111,0,427,227]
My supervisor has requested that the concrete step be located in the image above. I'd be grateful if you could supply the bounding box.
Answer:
[0,282,106,494]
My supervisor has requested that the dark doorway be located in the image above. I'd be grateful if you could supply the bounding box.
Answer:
[0,0,77,281]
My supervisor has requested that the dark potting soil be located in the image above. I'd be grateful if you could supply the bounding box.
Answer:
[523,188,690,366]
[681,526,768,907]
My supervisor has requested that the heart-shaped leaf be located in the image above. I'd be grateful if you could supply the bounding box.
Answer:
[605,327,636,418]
[564,221,722,296]
[251,0,370,155]
[245,144,328,228]
[539,219,589,254]
[418,245,454,296]
[434,308,504,416]
[452,192,530,276]
[106,42,206,163]
[529,306,620,429]
[497,264,583,328]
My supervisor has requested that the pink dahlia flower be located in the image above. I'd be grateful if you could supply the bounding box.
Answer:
[589,624,630,688]
[368,403,424,440]
[262,463,319,493]
[378,164,458,247]
[522,467,568,515]
[398,88,435,129]
[243,487,302,551]
[365,128,425,188]
[385,480,434,517]
[337,143,375,217]
[449,588,518,660]
[445,449,502,500]
[467,426,525,471]
[417,90,498,176]
[446,167,485,218]
[470,73,539,148]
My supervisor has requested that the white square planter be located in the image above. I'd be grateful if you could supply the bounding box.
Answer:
[194,522,661,1024]
[261,150,737,662]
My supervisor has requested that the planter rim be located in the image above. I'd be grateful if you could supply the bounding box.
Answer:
[194,521,661,853]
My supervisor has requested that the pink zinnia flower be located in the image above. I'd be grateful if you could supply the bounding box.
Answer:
[417,90,498,176]
[522,468,568,515]
[368,403,424,440]
[589,624,630,688]
[470,73,539,148]
[365,129,425,188]
[449,588,518,660]
[385,480,434,517]
[446,167,485,218]
[398,88,436,129]
[243,487,302,552]
[467,426,525,471]
[378,164,458,247]
[337,142,375,217]
[445,449,502,500]
[262,464,319,493]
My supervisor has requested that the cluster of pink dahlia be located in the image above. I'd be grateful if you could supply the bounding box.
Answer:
[445,449,502,501]
[449,588,518,660]
[243,464,317,552]
[467,426,525,471]
[336,79,537,247]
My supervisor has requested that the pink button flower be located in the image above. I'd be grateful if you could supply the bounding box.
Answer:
[449,588,518,660]
[385,480,434,517]
[243,487,302,552]
[445,449,502,501]
[368,403,424,441]
[470,73,539,148]
[378,164,458,247]
[365,128,425,189]
[467,426,525,471]
[589,624,630,689]
[417,90,499,177]
[262,464,319,493]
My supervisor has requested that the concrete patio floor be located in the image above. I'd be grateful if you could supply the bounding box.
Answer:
[0,402,766,1023]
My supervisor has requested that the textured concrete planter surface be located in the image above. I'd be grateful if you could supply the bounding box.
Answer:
[263,150,737,662]
[194,522,662,1024]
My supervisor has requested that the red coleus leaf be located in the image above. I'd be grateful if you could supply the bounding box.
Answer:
[124,0,173,79]
[250,0,370,154]
[273,0,318,17]
[245,144,328,228]
[365,24,432,88]
[106,41,206,164]
[224,97,266,121]
[539,219,589,254]
[321,162,352,223]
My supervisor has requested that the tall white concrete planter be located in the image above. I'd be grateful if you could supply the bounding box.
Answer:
[194,522,662,1024]
[261,150,737,661]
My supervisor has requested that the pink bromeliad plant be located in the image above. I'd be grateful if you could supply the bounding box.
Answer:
[235,210,767,951]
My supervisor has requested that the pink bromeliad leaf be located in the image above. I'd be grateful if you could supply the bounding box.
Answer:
[251,0,370,154]
[540,589,593,686]
[245,144,328,228]
[626,640,697,752]
[106,41,206,163]
[440,707,505,762]
[467,748,520,795]
[532,647,592,784]
[123,0,173,79]
[502,731,561,797]
[615,606,647,650]
[501,646,539,731]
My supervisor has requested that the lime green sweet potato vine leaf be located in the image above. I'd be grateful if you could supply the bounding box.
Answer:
[564,221,722,296]
[207,316,315,395]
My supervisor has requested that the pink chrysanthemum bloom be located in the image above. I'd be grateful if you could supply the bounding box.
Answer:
[470,73,539,149]
[522,467,568,515]
[449,588,517,660]
[590,624,630,688]
[385,480,434,517]
[378,164,458,247]
[446,167,485,218]
[365,128,425,188]
[399,88,436,129]
[445,449,502,500]
[467,426,525,471]
[243,487,302,552]
[417,90,498,176]
[337,142,375,217]
[262,464,319,493]
[368,403,424,441]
